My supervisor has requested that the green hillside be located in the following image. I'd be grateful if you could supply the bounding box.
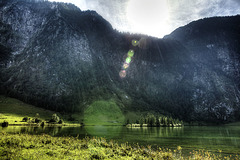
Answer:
[0,95,73,125]
[84,100,125,126]
[0,95,157,126]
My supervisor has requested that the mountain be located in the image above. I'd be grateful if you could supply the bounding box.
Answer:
[0,0,239,123]
[164,16,240,122]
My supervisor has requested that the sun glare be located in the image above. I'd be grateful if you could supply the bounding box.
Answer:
[126,0,171,38]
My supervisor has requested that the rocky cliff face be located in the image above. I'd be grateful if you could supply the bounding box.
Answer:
[164,16,240,122]
[0,0,239,123]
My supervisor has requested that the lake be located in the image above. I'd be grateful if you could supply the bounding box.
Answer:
[1,125,239,156]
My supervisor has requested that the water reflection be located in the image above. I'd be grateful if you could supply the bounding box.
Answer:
[85,126,122,138]
[1,126,66,136]
[126,127,184,137]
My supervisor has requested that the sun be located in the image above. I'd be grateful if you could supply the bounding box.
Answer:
[126,0,171,38]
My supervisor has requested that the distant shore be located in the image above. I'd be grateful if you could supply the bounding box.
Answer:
[126,123,183,128]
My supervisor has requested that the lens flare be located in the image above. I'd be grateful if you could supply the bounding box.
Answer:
[132,40,139,46]
[138,37,148,49]
[119,70,126,78]
[123,63,129,69]
[128,50,134,57]
[119,38,142,78]
[125,57,132,64]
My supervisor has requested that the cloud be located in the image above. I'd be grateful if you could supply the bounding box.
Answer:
[167,0,240,33]
[48,0,240,37]
[48,0,88,10]
[232,0,240,5]
[84,0,130,32]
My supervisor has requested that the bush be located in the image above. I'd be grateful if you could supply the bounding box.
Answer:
[49,119,57,123]
[52,114,60,122]
[22,117,28,122]
[58,119,63,124]
[136,120,139,124]
[35,118,41,123]
[35,113,39,118]
[2,121,8,127]
[40,122,45,127]
[49,114,60,123]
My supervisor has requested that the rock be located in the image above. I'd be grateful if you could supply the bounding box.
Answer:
[0,0,239,123]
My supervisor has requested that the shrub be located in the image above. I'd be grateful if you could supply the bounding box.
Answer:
[49,119,57,123]
[35,113,39,118]
[40,122,45,127]
[58,119,63,124]
[136,120,139,124]
[2,121,8,127]
[35,118,41,123]
[22,117,28,122]
[49,114,60,123]
[52,114,60,122]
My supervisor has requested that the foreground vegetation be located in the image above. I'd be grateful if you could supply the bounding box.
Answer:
[0,132,238,160]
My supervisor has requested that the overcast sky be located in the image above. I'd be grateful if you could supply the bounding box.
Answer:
[49,0,240,38]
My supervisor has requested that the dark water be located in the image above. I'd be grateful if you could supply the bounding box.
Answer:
[1,125,240,156]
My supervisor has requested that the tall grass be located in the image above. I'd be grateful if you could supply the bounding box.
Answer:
[0,132,237,160]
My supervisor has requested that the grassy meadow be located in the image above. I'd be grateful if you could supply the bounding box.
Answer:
[0,95,133,126]
[84,100,125,126]
[0,95,80,126]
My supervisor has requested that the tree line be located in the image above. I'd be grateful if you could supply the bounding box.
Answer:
[127,113,183,127]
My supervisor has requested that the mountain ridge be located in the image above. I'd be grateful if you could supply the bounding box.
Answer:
[0,0,240,123]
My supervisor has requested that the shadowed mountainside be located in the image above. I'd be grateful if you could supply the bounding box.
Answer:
[0,0,240,123]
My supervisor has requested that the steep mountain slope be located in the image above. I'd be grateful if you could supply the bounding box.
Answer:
[0,0,239,123]
[0,0,118,112]
[164,16,240,122]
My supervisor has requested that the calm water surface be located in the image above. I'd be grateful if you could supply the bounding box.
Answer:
[1,125,240,156]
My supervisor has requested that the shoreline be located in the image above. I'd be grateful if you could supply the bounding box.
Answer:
[1,122,81,127]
